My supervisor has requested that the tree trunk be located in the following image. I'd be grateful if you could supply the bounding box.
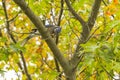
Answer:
[65,70,76,80]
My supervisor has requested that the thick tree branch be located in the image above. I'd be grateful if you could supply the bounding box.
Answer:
[13,0,71,75]
[70,0,102,69]
[65,0,86,26]
[87,0,102,30]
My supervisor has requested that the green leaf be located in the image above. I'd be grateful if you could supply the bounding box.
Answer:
[81,42,99,53]
[105,20,120,33]
[0,69,6,76]
[96,71,108,80]
[9,43,26,52]
[113,62,120,72]
[48,71,59,80]
[40,71,58,80]
[0,48,9,61]
[0,37,7,42]
[107,20,120,28]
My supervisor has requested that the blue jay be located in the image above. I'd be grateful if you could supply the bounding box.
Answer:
[22,25,61,46]
[45,25,61,35]
[31,25,61,36]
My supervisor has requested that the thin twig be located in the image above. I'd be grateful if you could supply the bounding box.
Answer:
[68,20,80,40]
[8,10,22,22]
[40,53,54,70]
[57,0,64,26]
[17,62,25,74]
[55,0,64,79]
[86,25,101,42]
[12,31,31,34]
[65,0,86,26]
[101,65,115,79]
[2,0,16,43]
[2,0,32,80]
[12,30,40,35]
[102,0,107,6]
[78,67,87,75]
[106,28,113,41]
[19,51,32,80]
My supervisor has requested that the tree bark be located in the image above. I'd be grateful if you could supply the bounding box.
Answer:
[66,70,76,80]
[13,0,102,80]
[13,0,71,78]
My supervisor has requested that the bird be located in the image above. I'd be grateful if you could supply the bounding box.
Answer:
[31,24,61,36]
[21,24,61,46]
[45,25,61,34]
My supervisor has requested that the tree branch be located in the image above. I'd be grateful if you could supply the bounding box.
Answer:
[2,0,16,43]
[65,0,86,26]
[87,0,102,30]
[8,10,22,22]
[55,1,64,79]
[70,0,102,69]
[19,51,32,80]
[21,34,37,46]
[2,0,32,80]
[101,65,115,79]
[56,0,64,44]
[57,0,64,26]
[13,0,71,75]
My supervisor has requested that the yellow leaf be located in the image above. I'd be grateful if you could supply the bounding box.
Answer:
[46,14,51,19]
[0,62,5,69]
[41,52,47,58]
